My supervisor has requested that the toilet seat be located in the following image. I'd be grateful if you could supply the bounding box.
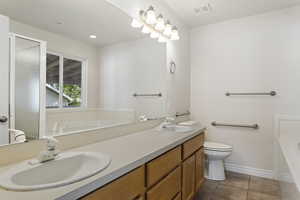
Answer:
[204,142,232,152]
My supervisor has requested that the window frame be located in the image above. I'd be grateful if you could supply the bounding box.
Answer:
[46,51,87,109]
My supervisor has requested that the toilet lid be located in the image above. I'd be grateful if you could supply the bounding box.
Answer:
[204,142,232,151]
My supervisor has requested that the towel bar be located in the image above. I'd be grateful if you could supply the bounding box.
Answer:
[133,93,162,97]
[225,91,276,96]
[211,121,259,129]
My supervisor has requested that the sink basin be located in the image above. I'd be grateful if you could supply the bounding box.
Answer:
[0,152,111,191]
[161,125,195,133]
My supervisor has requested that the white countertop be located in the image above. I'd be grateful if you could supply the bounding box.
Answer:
[0,125,205,200]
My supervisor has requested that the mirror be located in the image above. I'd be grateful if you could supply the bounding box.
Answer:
[0,0,167,146]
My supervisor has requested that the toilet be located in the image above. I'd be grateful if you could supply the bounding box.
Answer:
[204,142,233,181]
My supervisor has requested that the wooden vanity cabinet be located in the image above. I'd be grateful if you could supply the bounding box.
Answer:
[195,148,205,191]
[182,155,196,200]
[173,192,182,200]
[181,134,205,200]
[81,132,205,200]
[182,134,204,160]
[81,166,145,200]
[146,146,182,187]
[146,166,181,200]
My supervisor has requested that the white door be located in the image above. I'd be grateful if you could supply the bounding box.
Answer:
[0,15,9,145]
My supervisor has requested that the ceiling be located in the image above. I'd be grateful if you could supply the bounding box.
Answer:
[1,0,300,43]
[162,0,300,27]
[0,0,144,47]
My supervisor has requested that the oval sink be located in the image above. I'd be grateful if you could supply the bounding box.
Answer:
[159,125,195,133]
[0,152,111,191]
[172,125,195,133]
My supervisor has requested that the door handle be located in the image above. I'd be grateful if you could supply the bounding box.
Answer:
[0,116,8,123]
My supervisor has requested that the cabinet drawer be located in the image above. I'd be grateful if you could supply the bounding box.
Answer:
[146,166,181,200]
[146,146,181,187]
[182,134,204,160]
[81,166,145,200]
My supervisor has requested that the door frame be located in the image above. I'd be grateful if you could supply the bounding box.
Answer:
[9,33,47,140]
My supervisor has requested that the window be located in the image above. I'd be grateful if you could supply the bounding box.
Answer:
[46,53,86,109]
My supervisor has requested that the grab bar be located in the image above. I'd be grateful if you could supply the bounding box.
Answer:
[225,91,277,96]
[211,121,259,129]
[175,111,191,117]
[133,93,162,97]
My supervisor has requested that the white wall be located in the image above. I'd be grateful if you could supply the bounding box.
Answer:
[98,37,166,119]
[191,6,300,172]
[10,20,99,108]
[0,15,9,145]
[108,0,191,115]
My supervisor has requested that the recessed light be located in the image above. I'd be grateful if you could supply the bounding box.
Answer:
[89,35,97,39]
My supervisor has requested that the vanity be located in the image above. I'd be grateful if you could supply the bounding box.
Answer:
[81,131,205,200]
[0,125,205,200]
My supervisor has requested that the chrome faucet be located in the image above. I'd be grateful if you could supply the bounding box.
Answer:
[37,136,59,163]
[157,116,176,130]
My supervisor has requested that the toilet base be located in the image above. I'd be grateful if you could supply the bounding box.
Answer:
[205,159,226,181]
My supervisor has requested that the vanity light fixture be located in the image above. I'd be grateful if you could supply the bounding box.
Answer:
[155,14,165,31]
[170,26,180,41]
[163,21,172,36]
[131,19,143,28]
[130,6,180,43]
[158,35,167,43]
[142,25,151,34]
[150,31,159,39]
[145,6,157,24]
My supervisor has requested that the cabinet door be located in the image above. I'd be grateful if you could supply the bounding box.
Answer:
[81,166,145,200]
[182,155,196,200]
[195,148,205,192]
[147,166,181,200]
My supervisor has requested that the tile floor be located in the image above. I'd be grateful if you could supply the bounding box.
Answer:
[195,171,281,200]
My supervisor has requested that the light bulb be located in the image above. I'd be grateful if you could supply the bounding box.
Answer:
[131,19,143,28]
[163,21,172,36]
[155,14,165,31]
[150,31,159,38]
[158,35,167,43]
[170,26,180,40]
[145,6,157,24]
[141,25,151,34]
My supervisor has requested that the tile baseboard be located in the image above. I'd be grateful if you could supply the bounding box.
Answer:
[225,162,274,179]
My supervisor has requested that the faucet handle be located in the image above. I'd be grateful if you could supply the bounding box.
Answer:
[42,136,58,150]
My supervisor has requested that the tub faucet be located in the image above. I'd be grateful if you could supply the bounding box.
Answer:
[37,136,59,163]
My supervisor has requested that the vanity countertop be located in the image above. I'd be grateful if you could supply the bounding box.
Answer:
[0,125,206,200]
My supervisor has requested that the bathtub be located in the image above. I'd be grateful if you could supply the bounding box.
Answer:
[275,115,300,200]
[48,119,132,136]
[46,108,135,136]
